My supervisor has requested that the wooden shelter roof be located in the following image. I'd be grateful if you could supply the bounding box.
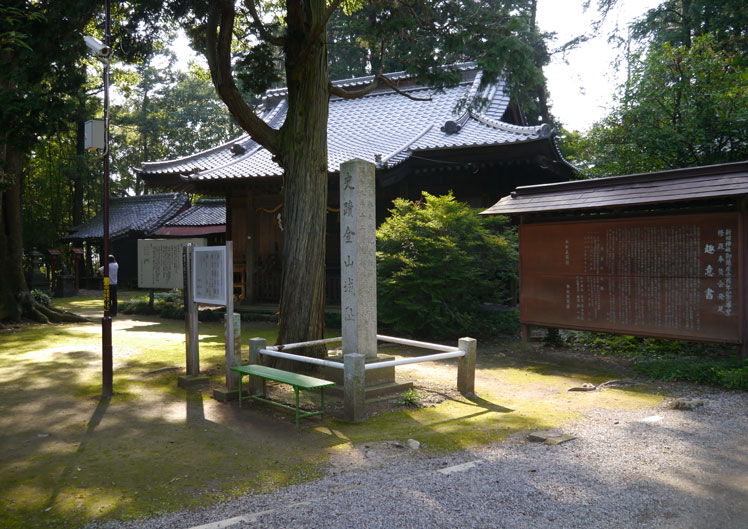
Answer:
[481,161,748,216]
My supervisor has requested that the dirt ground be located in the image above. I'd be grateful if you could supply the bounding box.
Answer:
[0,294,731,528]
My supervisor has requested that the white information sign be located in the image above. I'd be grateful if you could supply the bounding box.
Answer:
[192,246,228,305]
[138,238,206,289]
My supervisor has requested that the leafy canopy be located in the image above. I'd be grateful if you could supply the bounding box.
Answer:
[583,33,747,176]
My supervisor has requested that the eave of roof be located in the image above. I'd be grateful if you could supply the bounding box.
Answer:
[153,226,225,237]
[139,63,573,189]
[481,161,748,216]
[62,193,190,241]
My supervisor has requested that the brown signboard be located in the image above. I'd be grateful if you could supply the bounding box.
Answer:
[520,212,743,343]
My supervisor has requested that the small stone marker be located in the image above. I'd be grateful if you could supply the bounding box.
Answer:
[527,430,576,445]
[567,383,596,392]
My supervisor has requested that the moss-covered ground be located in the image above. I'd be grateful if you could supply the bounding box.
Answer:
[0,293,662,528]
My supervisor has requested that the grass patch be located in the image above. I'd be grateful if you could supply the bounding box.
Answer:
[1,293,666,528]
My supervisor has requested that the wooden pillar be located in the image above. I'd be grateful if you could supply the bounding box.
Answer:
[229,194,249,302]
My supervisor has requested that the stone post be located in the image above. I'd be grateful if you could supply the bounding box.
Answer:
[344,353,366,422]
[249,337,267,396]
[224,241,239,392]
[457,337,477,396]
[340,159,378,360]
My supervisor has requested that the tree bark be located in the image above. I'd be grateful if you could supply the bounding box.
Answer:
[275,0,330,359]
[0,144,27,320]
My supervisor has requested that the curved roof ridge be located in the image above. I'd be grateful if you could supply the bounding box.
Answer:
[379,124,434,168]
[438,71,487,134]
[470,111,552,137]
[141,135,250,172]
[139,99,287,173]
[192,141,267,180]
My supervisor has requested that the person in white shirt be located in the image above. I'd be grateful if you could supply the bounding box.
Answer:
[98,254,119,316]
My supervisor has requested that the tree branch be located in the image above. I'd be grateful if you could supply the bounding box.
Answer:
[206,2,280,156]
[330,74,432,102]
[243,0,285,47]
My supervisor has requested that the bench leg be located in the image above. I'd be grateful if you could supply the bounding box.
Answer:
[237,374,243,408]
[320,388,326,419]
[294,387,300,428]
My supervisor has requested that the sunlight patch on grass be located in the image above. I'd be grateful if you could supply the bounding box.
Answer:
[0,307,666,529]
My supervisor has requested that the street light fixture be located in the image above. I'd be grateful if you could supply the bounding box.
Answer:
[85,0,113,398]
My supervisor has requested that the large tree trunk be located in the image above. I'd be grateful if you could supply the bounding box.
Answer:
[0,143,87,323]
[0,144,28,320]
[275,0,330,357]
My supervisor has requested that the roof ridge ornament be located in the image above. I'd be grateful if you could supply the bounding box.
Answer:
[440,71,483,135]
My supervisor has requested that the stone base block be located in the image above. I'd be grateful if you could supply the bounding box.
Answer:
[212,387,242,402]
[177,374,210,389]
[322,354,413,399]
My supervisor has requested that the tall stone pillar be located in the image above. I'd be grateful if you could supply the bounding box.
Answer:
[340,158,378,359]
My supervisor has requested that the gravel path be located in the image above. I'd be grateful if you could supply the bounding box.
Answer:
[89,388,748,529]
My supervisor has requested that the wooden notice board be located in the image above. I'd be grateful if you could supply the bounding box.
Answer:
[520,212,742,343]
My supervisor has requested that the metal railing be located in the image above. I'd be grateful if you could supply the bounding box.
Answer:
[256,334,464,370]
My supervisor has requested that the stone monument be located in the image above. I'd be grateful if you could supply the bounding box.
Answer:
[323,159,411,418]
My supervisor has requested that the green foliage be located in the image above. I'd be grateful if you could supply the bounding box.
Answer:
[629,0,748,65]
[235,43,282,96]
[635,357,748,390]
[566,331,748,390]
[584,32,747,176]
[30,290,51,307]
[399,388,422,408]
[376,192,517,339]
[555,128,594,176]
[110,56,236,195]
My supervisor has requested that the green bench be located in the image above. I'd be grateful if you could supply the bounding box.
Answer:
[230,364,335,427]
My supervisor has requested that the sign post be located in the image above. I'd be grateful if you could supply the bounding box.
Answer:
[189,243,241,400]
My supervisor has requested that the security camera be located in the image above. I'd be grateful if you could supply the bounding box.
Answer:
[84,35,110,59]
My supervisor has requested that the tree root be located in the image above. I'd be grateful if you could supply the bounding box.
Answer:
[17,291,89,323]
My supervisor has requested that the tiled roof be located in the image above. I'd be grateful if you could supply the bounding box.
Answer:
[63,193,189,241]
[481,161,748,216]
[164,198,226,226]
[140,63,566,184]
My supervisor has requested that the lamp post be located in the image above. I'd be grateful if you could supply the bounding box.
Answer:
[85,0,112,398]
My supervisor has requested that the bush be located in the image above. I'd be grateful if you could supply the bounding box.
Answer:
[31,289,51,307]
[566,331,748,390]
[376,192,517,339]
